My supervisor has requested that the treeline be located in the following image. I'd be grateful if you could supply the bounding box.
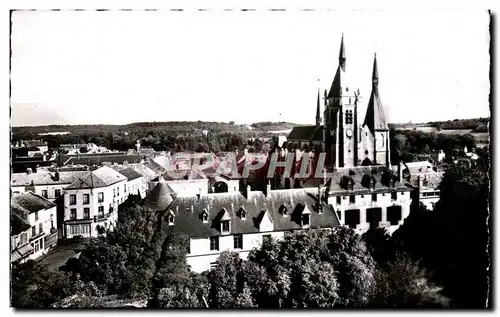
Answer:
[11,150,490,308]
[427,117,489,131]
[250,121,298,131]
[390,129,480,163]
[11,120,294,141]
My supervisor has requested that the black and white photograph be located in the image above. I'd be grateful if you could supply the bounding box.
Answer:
[7,7,492,309]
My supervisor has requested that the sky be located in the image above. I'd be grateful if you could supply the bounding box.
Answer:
[10,9,491,127]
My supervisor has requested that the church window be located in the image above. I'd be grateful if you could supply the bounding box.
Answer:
[380,134,385,147]
[345,110,353,124]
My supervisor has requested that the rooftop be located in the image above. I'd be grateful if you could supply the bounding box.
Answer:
[288,125,323,142]
[11,212,31,236]
[11,170,87,187]
[11,191,57,215]
[66,166,127,189]
[152,187,340,239]
[62,153,144,166]
[116,167,143,181]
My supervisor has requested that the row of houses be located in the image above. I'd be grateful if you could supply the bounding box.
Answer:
[10,145,443,270]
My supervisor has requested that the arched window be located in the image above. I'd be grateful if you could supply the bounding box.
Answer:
[380,133,385,147]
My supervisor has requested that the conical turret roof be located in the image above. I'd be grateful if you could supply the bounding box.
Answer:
[146,181,177,211]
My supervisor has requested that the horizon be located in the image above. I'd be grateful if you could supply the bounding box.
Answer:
[10,10,490,127]
[9,115,491,129]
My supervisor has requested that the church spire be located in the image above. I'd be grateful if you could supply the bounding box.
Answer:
[363,53,388,134]
[339,33,346,71]
[315,88,321,127]
[372,52,379,88]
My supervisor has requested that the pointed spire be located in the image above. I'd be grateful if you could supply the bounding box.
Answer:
[315,86,321,127]
[363,52,388,133]
[339,33,346,71]
[372,53,379,86]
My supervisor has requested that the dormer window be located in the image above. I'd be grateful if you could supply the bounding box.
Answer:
[201,210,209,223]
[300,204,311,228]
[279,204,288,217]
[221,220,230,233]
[301,214,310,227]
[238,207,246,220]
[220,208,231,234]
[166,210,175,226]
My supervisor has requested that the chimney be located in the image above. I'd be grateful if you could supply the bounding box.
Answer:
[246,185,251,199]
[398,161,403,183]
[54,171,60,181]
[26,168,32,175]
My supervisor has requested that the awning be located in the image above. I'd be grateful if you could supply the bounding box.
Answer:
[11,243,34,263]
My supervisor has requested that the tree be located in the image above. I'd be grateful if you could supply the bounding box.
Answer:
[235,285,257,308]
[207,251,243,308]
[372,253,449,308]
[246,228,376,308]
[11,261,76,308]
[392,156,490,308]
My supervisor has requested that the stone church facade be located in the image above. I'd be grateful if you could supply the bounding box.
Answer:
[288,34,391,169]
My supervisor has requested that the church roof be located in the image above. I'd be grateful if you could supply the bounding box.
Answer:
[288,125,323,142]
[363,90,388,133]
[363,54,388,133]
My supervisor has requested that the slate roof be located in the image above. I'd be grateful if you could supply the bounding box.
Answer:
[127,163,157,180]
[62,154,144,166]
[11,170,87,187]
[155,189,340,239]
[117,168,143,181]
[302,166,411,195]
[144,159,165,174]
[11,191,56,214]
[288,125,323,142]
[145,181,177,211]
[163,169,206,181]
[66,166,127,189]
[11,212,31,236]
[363,55,388,133]
[363,88,388,134]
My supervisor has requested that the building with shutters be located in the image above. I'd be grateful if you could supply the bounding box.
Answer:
[10,192,58,263]
[62,166,129,238]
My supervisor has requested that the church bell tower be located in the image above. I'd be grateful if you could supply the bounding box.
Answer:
[323,34,359,169]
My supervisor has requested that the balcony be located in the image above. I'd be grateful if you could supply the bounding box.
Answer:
[44,229,58,249]
[95,213,110,222]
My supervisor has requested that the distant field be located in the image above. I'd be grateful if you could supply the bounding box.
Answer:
[396,126,489,144]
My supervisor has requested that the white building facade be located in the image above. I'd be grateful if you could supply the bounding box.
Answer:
[63,166,128,239]
[11,192,59,263]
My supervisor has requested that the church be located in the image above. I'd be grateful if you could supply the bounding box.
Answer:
[287,34,390,169]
